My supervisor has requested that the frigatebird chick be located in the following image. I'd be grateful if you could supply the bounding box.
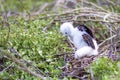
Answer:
[60,22,98,59]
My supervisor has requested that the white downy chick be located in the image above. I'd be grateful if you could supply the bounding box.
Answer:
[60,22,98,59]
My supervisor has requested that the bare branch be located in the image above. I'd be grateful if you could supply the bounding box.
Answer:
[0,49,46,80]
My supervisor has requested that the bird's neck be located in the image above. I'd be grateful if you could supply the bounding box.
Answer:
[70,26,74,34]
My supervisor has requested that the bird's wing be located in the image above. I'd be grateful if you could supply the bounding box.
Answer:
[77,25,94,38]
[82,34,95,49]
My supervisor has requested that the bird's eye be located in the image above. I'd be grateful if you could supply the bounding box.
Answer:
[65,32,67,34]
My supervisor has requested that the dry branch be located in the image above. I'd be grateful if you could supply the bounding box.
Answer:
[38,7,120,23]
[0,48,46,80]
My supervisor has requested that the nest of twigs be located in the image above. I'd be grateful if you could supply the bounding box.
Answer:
[50,0,120,79]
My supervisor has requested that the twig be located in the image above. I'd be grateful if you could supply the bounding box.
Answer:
[105,0,116,5]
[0,62,14,73]
[8,47,45,75]
[0,49,45,80]
[106,23,114,58]
[98,34,117,47]
[18,65,46,80]
[90,66,95,80]
[37,7,120,23]
[81,0,109,12]
[54,52,73,57]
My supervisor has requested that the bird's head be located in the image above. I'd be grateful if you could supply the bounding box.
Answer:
[60,22,74,36]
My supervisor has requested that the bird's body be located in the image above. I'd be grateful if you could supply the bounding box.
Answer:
[60,22,99,59]
[74,39,98,59]
[72,27,89,49]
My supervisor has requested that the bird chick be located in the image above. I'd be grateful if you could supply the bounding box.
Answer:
[60,22,98,59]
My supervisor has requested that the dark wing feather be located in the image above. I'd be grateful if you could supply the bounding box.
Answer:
[82,34,95,49]
[77,25,94,38]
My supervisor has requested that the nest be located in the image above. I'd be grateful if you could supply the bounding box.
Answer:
[50,0,120,79]
[60,55,96,79]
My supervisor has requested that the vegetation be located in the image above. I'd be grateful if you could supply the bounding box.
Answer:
[0,0,120,80]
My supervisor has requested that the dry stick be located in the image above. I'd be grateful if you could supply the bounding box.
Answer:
[56,19,120,23]
[81,0,109,12]
[108,24,114,58]
[99,39,120,54]
[37,0,120,23]
[54,52,73,57]
[38,6,107,19]
[53,10,120,23]
[0,62,14,73]
[39,10,100,19]
[0,49,45,80]
[39,8,83,19]
[9,47,45,75]
[98,34,117,47]
[90,66,95,80]
[37,6,120,23]
[105,0,116,5]
[67,38,76,51]
[18,65,45,80]
[104,23,117,58]
[32,1,56,16]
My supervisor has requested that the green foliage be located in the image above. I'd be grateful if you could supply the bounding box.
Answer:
[92,57,120,80]
[0,17,72,79]
[0,0,52,12]
[0,67,40,80]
